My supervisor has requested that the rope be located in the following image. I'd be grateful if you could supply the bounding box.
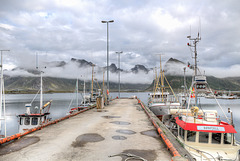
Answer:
[67,94,75,113]
[163,73,179,102]
[207,84,230,124]
[109,153,147,161]
[30,89,41,104]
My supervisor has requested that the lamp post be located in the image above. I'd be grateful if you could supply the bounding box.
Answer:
[116,51,123,98]
[102,20,114,103]
[0,49,10,138]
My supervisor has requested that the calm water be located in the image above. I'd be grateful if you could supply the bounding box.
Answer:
[0,92,240,140]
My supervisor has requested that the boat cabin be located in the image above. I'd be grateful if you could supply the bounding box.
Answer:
[176,115,236,146]
[18,104,50,133]
[194,75,207,92]
[149,92,170,102]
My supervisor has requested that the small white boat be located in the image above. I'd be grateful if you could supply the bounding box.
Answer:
[18,71,52,133]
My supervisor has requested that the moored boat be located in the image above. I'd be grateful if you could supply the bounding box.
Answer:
[167,33,240,160]
[148,55,181,122]
[17,70,52,133]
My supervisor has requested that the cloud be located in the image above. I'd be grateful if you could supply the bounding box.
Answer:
[0,0,240,79]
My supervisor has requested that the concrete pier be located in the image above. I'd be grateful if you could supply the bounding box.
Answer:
[0,99,172,161]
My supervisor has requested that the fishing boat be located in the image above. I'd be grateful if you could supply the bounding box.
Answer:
[68,78,90,114]
[205,91,238,99]
[168,33,240,160]
[148,55,181,122]
[18,70,52,133]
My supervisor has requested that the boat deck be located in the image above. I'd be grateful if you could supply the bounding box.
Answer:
[0,99,173,161]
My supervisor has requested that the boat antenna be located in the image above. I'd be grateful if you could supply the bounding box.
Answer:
[198,17,202,40]
[36,52,39,69]
[187,30,201,106]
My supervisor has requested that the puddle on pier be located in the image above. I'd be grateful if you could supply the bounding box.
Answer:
[116,129,136,135]
[102,116,121,119]
[141,129,159,138]
[112,135,127,140]
[72,133,104,147]
[95,109,108,112]
[110,121,131,125]
[0,136,40,155]
[109,149,157,161]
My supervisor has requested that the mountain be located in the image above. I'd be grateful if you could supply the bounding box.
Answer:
[164,57,186,75]
[4,76,149,93]
[146,75,240,92]
[71,58,93,67]
[131,64,150,74]
[223,77,240,87]
[4,57,240,93]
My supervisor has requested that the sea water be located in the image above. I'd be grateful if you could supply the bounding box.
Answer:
[1,92,239,141]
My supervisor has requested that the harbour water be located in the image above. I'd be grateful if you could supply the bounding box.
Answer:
[1,92,240,141]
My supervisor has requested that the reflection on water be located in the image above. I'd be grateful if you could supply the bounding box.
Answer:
[1,92,240,141]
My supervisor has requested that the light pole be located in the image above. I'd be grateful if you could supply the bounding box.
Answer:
[0,49,10,138]
[116,51,123,98]
[102,20,114,102]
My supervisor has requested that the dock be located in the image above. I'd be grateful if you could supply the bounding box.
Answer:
[0,98,185,161]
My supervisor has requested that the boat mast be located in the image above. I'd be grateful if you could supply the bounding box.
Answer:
[0,50,9,138]
[36,53,45,114]
[91,64,95,99]
[187,32,201,106]
[160,55,164,102]
[76,78,78,108]
[83,77,85,105]
[183,67,187,97]
[40,71,43,112]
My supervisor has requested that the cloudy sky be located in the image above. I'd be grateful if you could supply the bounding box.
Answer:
[0,0,240,81]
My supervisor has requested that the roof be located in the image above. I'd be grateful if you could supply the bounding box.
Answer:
[18,113,50,117]
[176,117,237,133]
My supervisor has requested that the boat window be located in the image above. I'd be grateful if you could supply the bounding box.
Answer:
[32,117,38,125]
[179,127,184,140]
[199,132,209,143]
[211,133,221,144]
[24,117,30,125]
[20,118,23,125]
[224,133,232,144]
[187,131,196,142]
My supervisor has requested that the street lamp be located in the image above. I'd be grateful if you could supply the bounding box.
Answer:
[102,20,114,103]
[116,51,123,98]
[0,49,10,138]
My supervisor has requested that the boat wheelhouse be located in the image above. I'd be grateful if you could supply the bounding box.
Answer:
[148,91,181,118]
[195,75,207,92]
[174,109,239,160]
[18,101,52,133]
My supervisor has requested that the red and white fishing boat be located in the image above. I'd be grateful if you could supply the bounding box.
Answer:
[168,33,240,160]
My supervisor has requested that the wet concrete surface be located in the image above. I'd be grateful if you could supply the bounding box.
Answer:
[0,136,40,156]
[110,121,131,125]
[72,133,104,147]
[116,129,136,135]
[141,129,160,138]
[109,149,157,161]
[0,99,172,161]
[112,135,127,140]
[102,115,121,119]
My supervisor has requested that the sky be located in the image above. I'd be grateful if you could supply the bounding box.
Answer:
[0,0,240,83]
